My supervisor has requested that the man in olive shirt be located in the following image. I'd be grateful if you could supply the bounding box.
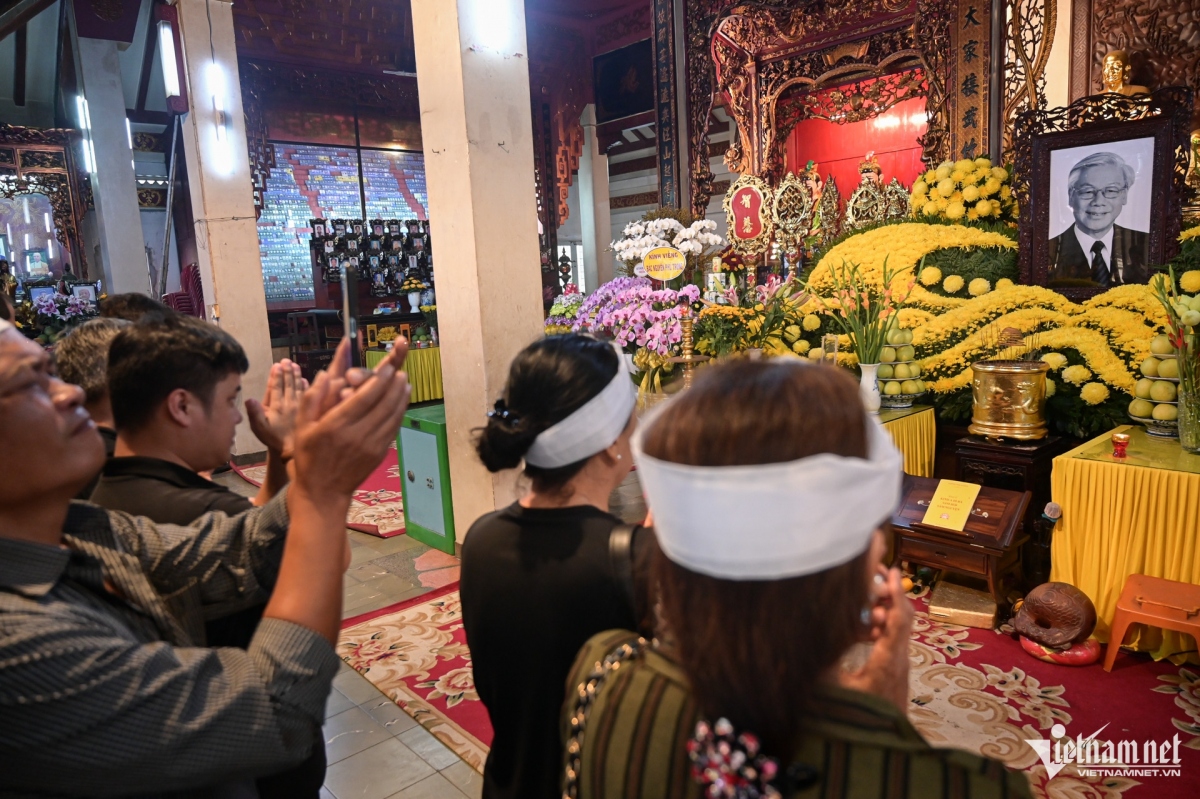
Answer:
[0,322,411,797]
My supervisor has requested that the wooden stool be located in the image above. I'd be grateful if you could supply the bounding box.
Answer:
[1103,574,1200,671]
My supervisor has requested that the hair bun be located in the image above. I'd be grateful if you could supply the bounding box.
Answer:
[476,414,540,472]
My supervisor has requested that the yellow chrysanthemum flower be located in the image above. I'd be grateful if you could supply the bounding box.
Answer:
[974,157,992,169]
[1180,270,1200,293]
[921,200,939,216]
[962,185,981,203]
[1179,225,1200,243]
[967,209,980,221]
[974,199,992,216]
[1000,185,1012,200]
[1045,378,1056,397]
[935,164,953,180]
[996,278,1015,290]
[912,180,928,196]
[1149,273,1171,292]
[1040,352,1068,370]
[924,170,938,183]
[950,191,963,203]
[950,170,967,184]
[802,313,822,332]
[954,159,975,172]
[1061,364,1093,385]
[968,278,991,296]
[943,275,965,293]
[920,266,943,286]
[945,201,965,220]
[991,166,1008,181]
[981,177,1001,197]
[1080,382,1110,405]
[937,179,955,198]
[935,197,949,211]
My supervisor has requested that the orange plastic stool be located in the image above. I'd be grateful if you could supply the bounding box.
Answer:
[1103,574,1200,671]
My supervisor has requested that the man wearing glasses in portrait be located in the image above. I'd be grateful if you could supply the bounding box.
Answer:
[1048,151,1149,286]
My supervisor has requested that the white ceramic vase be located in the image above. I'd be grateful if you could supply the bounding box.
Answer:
[407,291,421,311]
[859,363,882,414]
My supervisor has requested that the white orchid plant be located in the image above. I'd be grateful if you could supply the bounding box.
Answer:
[611,216,724,272]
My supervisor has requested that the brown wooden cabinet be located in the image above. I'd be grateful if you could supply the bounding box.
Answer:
[891,476,1031,610]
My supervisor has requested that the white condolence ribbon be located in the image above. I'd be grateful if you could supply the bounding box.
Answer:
[633,412,903,580]
[523,342,636,469]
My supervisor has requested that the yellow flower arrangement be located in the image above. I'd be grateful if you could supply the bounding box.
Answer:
[1181,270,1200,293]
[1080,382,1110,405]
[943,275,965,293]
[1068,306,1159,361]
[1045,378,1056,397]
[897,308,937,329]
[968,278,991,297]
[1061,364,1093,385]
[808,224,1017,294]
[1081,284,1168,329]
[1036,327,1137,393]
[1041,352,1068,370]
[1179,224,1200,243]
[919,308,1067,381]
[802,313,822,331]
[996,278,1014,290]
[909,159,1017,222]
[920,266,943,286]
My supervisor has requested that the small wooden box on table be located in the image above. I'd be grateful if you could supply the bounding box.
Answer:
[891,475,1031,611]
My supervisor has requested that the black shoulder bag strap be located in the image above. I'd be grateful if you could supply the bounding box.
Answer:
[608,523,637,614]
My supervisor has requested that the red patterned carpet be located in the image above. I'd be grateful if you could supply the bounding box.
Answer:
[338,588,1200,792]
[233,443,405,538]
[340,584,491,772]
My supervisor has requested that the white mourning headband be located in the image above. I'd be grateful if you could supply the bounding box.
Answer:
[633,410,903,580]
[523,342,636,469]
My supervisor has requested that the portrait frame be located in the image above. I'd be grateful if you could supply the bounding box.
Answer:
[71,283,98,303]
[1014,87,1192,299]
[28,284,56,303]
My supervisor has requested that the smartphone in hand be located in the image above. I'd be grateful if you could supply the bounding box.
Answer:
[341,263,361,369]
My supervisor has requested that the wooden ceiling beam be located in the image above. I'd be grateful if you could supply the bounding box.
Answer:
[0,0,55,43]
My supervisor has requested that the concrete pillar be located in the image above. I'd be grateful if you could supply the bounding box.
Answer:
[72,36,145,293]
[410,0,545,539]
[174,0,272,458]
[579,105,614,291]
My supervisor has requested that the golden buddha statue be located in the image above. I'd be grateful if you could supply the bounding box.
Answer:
[1101,50,1149,96]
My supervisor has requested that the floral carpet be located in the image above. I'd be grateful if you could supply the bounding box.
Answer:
[340,584,492,772]
[338,588,1200,793]
[233,443,406,538]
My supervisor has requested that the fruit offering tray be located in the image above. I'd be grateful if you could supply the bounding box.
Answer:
[877,359,928,410]
[1129,414,1179,439]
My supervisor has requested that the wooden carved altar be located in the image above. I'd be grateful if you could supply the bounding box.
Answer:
[683,0,999,218]
[0,125,88,278]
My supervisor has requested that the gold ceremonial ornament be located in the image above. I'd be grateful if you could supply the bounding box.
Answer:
[1101,50,1149,97]
[667,313,710,391]
[771,171,813,256]
[723,174,775,257]
[815,174,841,246]
[843,171,889,232]
[968,360,1051,440]
[882,178,912,221]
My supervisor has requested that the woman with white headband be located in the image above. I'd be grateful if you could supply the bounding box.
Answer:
[562,360,1031,799]
[462,334,645,799]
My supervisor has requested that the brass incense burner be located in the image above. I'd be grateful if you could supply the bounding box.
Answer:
[969,360,1051,441]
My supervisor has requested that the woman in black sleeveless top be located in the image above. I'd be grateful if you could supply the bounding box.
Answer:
[461,335,642,799]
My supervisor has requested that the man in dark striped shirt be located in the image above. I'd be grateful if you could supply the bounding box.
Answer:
[0,322,410,797]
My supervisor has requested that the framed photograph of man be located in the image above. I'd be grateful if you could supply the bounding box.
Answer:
[1014,88,1191,298]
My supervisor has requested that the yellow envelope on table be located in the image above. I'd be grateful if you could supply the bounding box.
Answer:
[921,479,981,532]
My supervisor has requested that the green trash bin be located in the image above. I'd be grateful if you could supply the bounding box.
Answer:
[396,403,457,554]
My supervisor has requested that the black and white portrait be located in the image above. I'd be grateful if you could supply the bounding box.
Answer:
[1047,138,1154,286]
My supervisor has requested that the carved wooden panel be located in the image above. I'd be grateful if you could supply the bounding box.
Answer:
[595,5,652,52]
[1070,0,1200,124]
[528,19,589,225]
[233,0,416,74]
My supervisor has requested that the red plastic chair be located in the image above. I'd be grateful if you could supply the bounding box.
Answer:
[162,263,205,319]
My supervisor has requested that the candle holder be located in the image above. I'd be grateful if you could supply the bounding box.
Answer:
[667,312,710,390]
[822,333,840,364]
[1111,431,1131,459]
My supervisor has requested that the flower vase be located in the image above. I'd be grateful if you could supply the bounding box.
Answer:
[859,363,882,414]
[430,327,439,347]
[1180,390,1200,454]
[407,291,421,312]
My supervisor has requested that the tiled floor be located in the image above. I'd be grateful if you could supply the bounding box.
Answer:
[214,472,479,799]
[214,466,648,799]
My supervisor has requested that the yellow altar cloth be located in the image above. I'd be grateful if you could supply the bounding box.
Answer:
[879,405,936,478]
[364,346,444,403]
[1051,425,1200,663]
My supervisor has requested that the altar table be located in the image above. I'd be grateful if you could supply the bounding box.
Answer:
[1051,425,1200,663]
[365,346,444,403]
[879,405,936,478]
